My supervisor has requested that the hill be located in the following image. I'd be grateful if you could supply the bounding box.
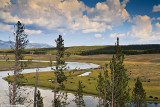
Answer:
[0,44,160,55]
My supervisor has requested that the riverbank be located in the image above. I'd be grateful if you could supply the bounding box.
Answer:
[5,68,160,103]
[3,54,160,103]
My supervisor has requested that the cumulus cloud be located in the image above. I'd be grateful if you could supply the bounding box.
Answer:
[157,17,160,20]
[153,4,160,12]
[127,32,130,36]
[0,0,11,10]
[0,22,12,31]
[130,15,160,42]
[72,15,110,33]
[87,0,130,27]
[25,29,42,34]
[155,22,160,29]
[94,34,102,38]
[110,33,125,38]
[0,0,130,34]
[72,0,130,33]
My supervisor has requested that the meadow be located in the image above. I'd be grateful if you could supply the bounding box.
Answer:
[0,54,55,71]
[0,61,49,71]
[4,54,160,102]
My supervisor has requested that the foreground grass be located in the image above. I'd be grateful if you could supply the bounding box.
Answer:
[6,67,160,102]
[4,54,160,102]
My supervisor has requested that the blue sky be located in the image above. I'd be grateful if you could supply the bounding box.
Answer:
[0,0,160,47]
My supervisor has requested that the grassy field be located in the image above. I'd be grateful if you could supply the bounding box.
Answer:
[5,54,160,102]
[0,60,55,71]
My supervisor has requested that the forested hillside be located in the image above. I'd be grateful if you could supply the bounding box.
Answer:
[0,44,160,55]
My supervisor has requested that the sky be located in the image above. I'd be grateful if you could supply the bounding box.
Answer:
[0,0,160,47]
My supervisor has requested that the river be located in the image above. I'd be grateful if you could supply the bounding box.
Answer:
[0,60,159,107]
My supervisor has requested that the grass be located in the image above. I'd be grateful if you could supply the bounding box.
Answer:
[4,54,160,102]
[0,60,55,71]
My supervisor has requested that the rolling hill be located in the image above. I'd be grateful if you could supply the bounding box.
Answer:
[0,42,160,55]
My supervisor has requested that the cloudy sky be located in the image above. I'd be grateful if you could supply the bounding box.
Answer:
[0,0,160,46]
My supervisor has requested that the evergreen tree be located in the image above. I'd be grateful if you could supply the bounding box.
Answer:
[110,37,130,107]
[96,64,111,107]
[36,90,44,107]
[8,21,28,105]
[103,64,111,107]
[52,35,67,107]
[132,77,146,107]
[74,81,85,107]
[96,72,104,107]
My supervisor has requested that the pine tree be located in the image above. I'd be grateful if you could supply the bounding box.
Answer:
[52,35,67,107]
[96,72,104,107]
[9,21,28,105]
[96,64,111,107]
[74,81,85,107]
[110,37,130,107]
[132,77,146,107]
[103,64,111,107]
[36,90,44,107]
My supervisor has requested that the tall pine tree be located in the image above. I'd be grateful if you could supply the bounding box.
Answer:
[8,21,28,105]
[96,64,111,107]
[96,72,104,107]
[110,37,130,107]
[52,35,67,107]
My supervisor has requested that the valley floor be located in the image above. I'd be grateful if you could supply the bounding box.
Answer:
[3,54,160,102]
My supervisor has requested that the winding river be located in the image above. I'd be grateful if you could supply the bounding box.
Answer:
[0,60,159,107]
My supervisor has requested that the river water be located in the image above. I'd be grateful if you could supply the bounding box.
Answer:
[0,60,159,107]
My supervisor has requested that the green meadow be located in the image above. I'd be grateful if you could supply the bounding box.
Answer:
[4,54,160,102]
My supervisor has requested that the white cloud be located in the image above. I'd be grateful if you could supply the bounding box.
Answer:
[155,23,160,31]
[0,22,12,31]
[94,34,102,38]
[0,0,11,8]
[155,22,160,28]
[130,15,160,42]
[25,29,42,34]
[110,33,125,38]
[157,17,160,20]
[131,15,152,41]
[0,0,130,34]
[87,0,130,27]
[153,4,160,12]
[72,15,109,33]
[127,32,130,36]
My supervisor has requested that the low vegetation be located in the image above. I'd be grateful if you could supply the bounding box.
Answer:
[5,54,160,102]
[0,61,54,71]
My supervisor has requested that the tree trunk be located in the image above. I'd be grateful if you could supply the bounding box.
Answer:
[12,35,18,105]
[104,72,107,107]
[34,68,39,107]
[111,64,114,107]
[99,90,101,107]
[8,83,12,104]
[53,73,58,107]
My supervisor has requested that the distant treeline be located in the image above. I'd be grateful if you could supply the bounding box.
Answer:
[0,44,160,55]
